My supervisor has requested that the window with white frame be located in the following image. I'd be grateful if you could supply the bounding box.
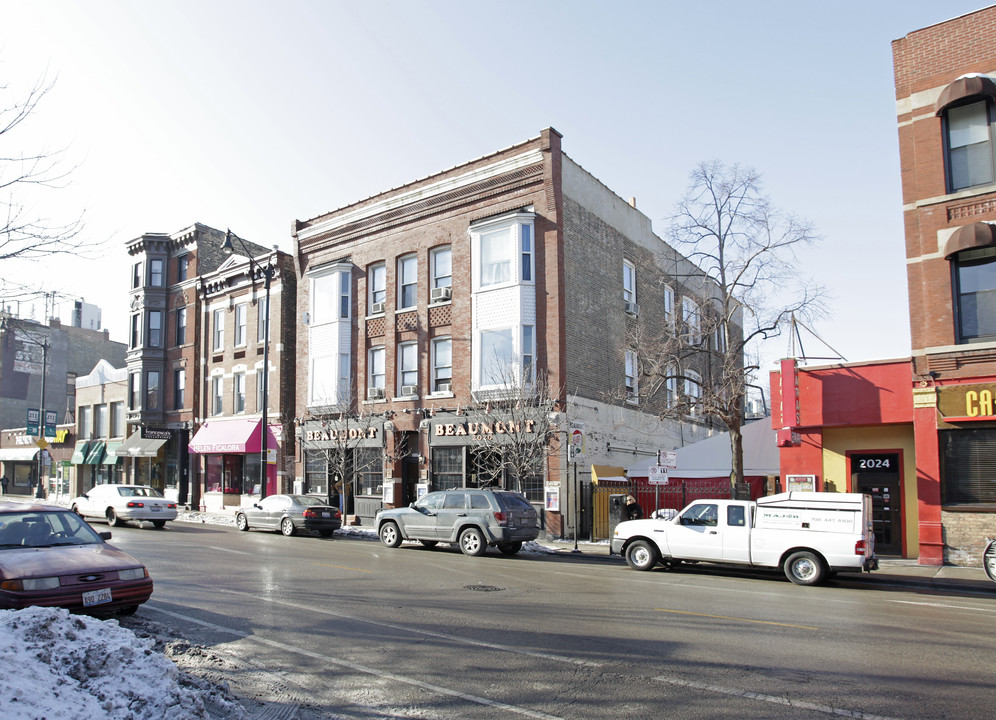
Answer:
[398,255,417,310]
[213,309,224,351]
[257,296,268,343]
[339,353,351,401]
[147,310,163,348]
[110,402,124,437]
[95,404,108,437]
[625,350,638,402]
[132,262,142,289]
[78,406,92,439]
[211,376,223,415]
[432,246,452,289]
[311,271,338,326]
[369,346,385,391]
[308,265,351,406]
[174,369,185,410]
[945,99,996,192]
[130,314,141,349]
[479,328,514,387]
[432,337,452,392]
[368,262,386,311]
[623,260,636,307]
[472,212,535,289]
[521,224,533,282]
[233,372,246,413]
[339,270,350,319]
[257,369,265,412]
[522,325,535,384]
[175,307,187,346]
[235,304,247,346]
[480,227,513,287]
[398,342,418,394]
[665,366,678,407]
[713,317,728,353]
[664,285,675,326]
[685,369,703,413]
[682,297,701,344]
[310,354,336,405]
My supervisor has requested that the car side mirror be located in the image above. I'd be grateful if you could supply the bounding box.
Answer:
[253,503,262,510]
[409,502,417,508]
[99,531,112,540]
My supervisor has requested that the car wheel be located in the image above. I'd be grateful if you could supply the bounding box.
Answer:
[497,541,522,555]
[118,605,139,616]
[379,522,403,548]
[106,508,124,527]
[459,527,487,556]
[280,518,296,536]
[419,539,438,548]
[151,520,166,529]
[235,513,249,532]
[625,540,660,571]
[784,551,826,586]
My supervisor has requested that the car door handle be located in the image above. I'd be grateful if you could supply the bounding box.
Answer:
[457,513,467,517]
[708,530,718,535]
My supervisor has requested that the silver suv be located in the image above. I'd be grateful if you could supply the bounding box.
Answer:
[375,489,539,556]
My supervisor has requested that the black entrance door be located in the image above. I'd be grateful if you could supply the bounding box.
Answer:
[851,453,902,555]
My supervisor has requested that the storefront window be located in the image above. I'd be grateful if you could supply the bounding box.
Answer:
[305,449,328,495]
[432,447,463,490]
[354,448,383,496]
[940,427,996,504]
[468,447,502,489]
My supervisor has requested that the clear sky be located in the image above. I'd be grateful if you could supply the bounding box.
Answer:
[2,0,990,373]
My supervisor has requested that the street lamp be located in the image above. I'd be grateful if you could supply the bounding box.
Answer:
[221,229,276,500]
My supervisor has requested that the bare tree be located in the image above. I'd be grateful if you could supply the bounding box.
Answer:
[304,395,381,509]
[469,364,561,495]
[1,72,89,301]
[639,161,824,488]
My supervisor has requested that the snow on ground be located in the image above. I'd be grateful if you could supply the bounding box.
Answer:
[0,606,248,720]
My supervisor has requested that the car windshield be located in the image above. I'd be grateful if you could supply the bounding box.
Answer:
[0,510,104,548]
[116,486,163,498]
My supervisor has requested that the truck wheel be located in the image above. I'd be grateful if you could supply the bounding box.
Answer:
[784,551,826,585]
[625,540,659,571]
[459,527,487,556]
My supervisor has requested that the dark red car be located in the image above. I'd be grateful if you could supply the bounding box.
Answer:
[0,502,153,615]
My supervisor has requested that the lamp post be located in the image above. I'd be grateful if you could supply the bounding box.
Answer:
[221,229,276,500]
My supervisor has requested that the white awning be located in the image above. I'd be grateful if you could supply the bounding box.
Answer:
[116,432,167,458]
[0,447,41,462]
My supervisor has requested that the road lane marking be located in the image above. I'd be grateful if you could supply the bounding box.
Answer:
[652,675,903,720]
[205,546,255,555]
[147,604,563,720]
[312,562,375,573]
[656,608,819,630]
[889,599,996,613]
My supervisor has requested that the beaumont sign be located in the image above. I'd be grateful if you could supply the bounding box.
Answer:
[305,427,379,442]
[434,420,537,437]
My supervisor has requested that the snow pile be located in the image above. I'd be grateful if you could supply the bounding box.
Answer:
[0,607,243,719]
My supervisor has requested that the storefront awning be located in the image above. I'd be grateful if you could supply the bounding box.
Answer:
[103,441,123,465]
[0,447,41,462]
[116,431,168,458]
[84,441,106,465]
[188,418,277,455]
[70,441,90,464]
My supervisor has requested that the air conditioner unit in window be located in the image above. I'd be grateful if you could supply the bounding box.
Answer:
[430,287,452,302]
[370,302,385,315]
[401,385,418,397]
[624,301,640,316]
[437,382,452,393]
[367,387,384,400]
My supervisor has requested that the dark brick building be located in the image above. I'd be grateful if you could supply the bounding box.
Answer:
[292,129,738,535]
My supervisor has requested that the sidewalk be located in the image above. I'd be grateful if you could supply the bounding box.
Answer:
[6,493,994,595]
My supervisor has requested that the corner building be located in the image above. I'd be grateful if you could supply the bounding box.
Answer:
[293,129,736,534]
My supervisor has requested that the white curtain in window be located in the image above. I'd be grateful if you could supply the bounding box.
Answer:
[481,228,512,286]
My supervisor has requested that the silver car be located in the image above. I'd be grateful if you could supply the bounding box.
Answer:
[70,484,178,528]
[375,489,539,556]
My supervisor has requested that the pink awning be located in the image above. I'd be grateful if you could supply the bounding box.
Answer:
[188,419,278,455]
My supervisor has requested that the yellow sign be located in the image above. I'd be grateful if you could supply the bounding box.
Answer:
[35,438,49,449]
[938,383,996,419]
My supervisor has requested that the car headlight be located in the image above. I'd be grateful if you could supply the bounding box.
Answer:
[118,567,148,581]
[21,576,62,590]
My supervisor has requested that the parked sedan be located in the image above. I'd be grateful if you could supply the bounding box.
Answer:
[71,484,178,528]
[235,494,342,537]
[0,502,153,615]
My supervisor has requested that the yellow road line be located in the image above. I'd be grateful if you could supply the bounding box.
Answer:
[313,563,374,573]
[656,608,818,630]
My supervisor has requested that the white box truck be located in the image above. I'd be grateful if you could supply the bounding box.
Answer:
[610,492,878,585]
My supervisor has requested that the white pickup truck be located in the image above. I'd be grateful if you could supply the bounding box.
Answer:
[610,492,878,585]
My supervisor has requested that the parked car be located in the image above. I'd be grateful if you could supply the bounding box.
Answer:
[375,488,539,556]
[235,494,342,537]
[0,501,153,615]
[71,484,178,528]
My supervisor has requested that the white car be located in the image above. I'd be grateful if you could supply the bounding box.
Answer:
[71,484,178,528]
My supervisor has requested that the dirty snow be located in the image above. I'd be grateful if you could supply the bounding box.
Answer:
[0,606,248,720]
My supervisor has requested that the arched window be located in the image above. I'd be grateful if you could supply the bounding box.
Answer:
[945,222,996,344]
[936,75,996,192]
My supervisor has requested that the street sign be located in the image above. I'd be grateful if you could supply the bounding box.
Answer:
[569,428,585,460]
[658,450,678,468]
[35,438,49,450]
[44,410,57,437]
[26,408,40,436]
[648,465,669,485]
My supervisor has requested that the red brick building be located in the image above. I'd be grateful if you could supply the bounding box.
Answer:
[293,129,738,534]
[124,223,297,511]
[772,7,996,565]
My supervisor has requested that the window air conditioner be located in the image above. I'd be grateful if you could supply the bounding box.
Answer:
[370,302,385,315]
[437,382,452,393]
[624,301,640,316]
[367,387,384,400]
[430,287,452,302]
[401,385,418,397]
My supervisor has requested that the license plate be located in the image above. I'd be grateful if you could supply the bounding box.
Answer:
[322,512,331,518]
[83,588,112,607]
[150,506,162,512]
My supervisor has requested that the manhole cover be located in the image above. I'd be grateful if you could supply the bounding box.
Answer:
[465,584,504,592]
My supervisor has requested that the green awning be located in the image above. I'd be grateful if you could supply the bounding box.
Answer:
[102,441,123,465]
[70,440,90,464]
[84,441,106,465]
